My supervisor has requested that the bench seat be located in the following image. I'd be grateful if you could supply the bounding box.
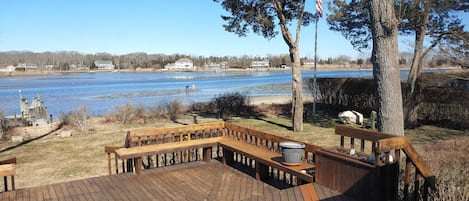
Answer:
[218,137,315,183]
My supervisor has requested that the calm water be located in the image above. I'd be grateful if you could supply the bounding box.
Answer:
[0,69,441,117]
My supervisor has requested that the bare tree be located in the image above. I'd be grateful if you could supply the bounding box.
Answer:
[61,105,90,134]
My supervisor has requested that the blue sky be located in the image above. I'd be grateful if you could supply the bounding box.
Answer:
[0,1,467,60]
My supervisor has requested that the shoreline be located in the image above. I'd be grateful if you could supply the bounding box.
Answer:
[1,66,462,78]
[248,95,313,105]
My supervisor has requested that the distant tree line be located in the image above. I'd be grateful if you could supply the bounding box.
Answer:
[0,50,460,71]
[0,51,294,70]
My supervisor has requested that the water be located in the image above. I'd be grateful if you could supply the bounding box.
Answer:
[0,69,443,117]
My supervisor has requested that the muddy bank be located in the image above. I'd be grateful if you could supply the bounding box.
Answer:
[307,70,469,130]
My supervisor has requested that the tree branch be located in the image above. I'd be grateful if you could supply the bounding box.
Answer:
[294,0,306,45]
[272,0,295,48]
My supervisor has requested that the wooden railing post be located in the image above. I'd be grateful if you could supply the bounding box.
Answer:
[414,172,422,201]
[3,176,7,191]
[255,161,268,181]
[107,152,112,175]
[340,135,345,149]
[203,147,212,163]
[222,149,234,165]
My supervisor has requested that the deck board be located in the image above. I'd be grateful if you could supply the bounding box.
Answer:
[1,160,353,201]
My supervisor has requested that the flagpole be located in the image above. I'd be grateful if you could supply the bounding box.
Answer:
[313,14,318,115]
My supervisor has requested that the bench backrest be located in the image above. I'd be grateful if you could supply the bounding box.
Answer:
[125,121,226,148]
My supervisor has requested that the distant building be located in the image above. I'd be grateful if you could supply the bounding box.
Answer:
[0,65,16,72]
[17,63,39,71]
[165,58,195,70]
[44,65,54,71]
[301,59,315,65]
[250,60,270,68]
[94,60,115,70]
[207,61,229,69]
[70,64,89,71]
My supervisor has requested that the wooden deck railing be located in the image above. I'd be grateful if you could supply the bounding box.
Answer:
[333,125,436,201]
[224,122,321,163]
[105,123,436,201]
[223,122,320,185]
[105,122,226,174]
[0,157,16,192]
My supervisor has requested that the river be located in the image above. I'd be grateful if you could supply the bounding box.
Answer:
[0,69,444,117]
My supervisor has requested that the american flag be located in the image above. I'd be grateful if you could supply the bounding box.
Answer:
[316,0,323,18]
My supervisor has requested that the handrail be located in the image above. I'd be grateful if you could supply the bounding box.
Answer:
[224,122,321,153]
[335,125,396,142]
[336,125,436,200]
[0,157,16,165]
[377,136,436,189]
[402,142,436,189]
[127,121,225,138]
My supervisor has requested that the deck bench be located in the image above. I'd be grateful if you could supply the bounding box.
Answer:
[115,137,222,175]
[218,137,315,184]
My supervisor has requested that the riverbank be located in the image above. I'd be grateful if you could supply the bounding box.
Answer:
[248,95,313,105]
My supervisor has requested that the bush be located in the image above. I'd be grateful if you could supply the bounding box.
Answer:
[60,105,90,134]
[211,92,251,118]
[147,103,168,119]
[112,103,137,125]
[167,100,183,122]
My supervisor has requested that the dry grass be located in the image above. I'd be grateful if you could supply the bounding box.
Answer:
[0,111,467,201]
[0,115,219,188]
[414,136,469,201]
[230,117,339,147]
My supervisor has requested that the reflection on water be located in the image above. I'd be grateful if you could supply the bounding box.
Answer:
[0,69,443,116]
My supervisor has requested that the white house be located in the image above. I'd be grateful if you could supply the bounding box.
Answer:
[250,60,270,68]
[0,65,16,72]
[301,59,315,65]
[165,58,194,70]
[94,60,115,70]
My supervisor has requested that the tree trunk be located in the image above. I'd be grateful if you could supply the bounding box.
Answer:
[407,4,431,90]
[403,28,425,128]
[369,0,405,136]
[290,47,304,132]
[404,1,431,128]
[271,0,305,132]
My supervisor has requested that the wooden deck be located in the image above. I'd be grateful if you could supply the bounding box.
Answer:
[1,160,353,201]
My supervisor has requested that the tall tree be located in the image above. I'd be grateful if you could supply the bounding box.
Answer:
[369,0,404,135]
[214,0,315,131]
[328,0,467,128]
